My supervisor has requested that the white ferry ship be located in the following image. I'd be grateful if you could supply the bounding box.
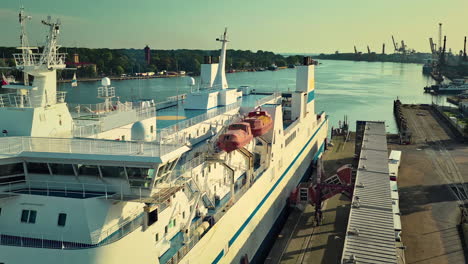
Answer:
[0,10,328,264]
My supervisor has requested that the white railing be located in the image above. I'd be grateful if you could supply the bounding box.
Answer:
[13,53,66,67]
[0,91,68,108]
[89,208,143,244]
[255,92,281,106]
[1,180,115,198]
[72,123,102,138]
[56,91,67,103]
[0,93,30,108]
[0,136,183,158]
[0,213,144,249]
[157,101,242,137]
[68,101,133,116]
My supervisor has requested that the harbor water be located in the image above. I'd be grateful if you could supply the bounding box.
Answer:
[59,60,439,134]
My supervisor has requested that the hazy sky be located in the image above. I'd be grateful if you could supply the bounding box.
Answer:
[0,0,466,54]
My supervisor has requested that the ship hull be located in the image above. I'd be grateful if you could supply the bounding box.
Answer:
[180,117,328,264]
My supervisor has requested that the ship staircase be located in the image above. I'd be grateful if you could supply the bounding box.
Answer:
[185,177,216,210]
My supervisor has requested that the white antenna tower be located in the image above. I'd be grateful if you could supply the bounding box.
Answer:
[19,6,32,84]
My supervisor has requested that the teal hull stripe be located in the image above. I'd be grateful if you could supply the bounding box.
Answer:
[307,90,315,103]
[212,117,327,264]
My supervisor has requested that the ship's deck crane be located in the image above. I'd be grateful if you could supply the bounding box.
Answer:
[382,43,385,55]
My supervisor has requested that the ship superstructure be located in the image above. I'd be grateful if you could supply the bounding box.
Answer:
[0,10,328,264]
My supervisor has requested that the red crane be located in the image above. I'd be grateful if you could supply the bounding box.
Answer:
[289,160,354,226]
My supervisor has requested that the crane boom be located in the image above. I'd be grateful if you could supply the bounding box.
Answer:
[429,38,435,54]
[392,35,398,51]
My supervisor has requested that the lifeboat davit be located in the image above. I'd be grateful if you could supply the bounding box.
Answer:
[244,110,273,137]
[217,122,253,153]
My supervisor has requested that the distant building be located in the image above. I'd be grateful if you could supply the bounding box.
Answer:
[73,53,79,64]
[144,45,151,65]
[66,53,97,73]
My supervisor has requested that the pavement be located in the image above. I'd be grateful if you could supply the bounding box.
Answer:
[390,104,468,264]
[264,134,354,264]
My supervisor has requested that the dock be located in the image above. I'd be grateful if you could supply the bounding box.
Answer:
[390,103,468,264]
[265,134,355,264]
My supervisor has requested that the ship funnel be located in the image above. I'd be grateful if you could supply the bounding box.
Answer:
[296,56,315,93]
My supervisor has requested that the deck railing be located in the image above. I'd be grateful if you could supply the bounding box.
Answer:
[0,213,144,249]
[0,136,183,158]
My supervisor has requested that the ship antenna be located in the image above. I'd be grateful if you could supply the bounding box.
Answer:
[19,6,32,85]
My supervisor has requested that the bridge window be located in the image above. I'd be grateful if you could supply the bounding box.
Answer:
[100,166,126,179]
[21,209,37,224]
[127,167,154,188]
[49,163,75,176]
[76,164,100,177]
[57,213,67,227]
[0,163,25,184]
[27,162,50,174]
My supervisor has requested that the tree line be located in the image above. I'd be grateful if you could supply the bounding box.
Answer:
[0,47,304,79]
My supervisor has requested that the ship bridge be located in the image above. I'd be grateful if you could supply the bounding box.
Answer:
[0,136,189,200]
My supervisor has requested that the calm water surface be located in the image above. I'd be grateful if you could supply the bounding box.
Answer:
[59,60,439,134]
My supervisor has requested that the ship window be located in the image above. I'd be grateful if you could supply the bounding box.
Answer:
[0,163,24,176]
[155,233,159,242]
[148,208,158,226]
[76,164,100,177]
[0,163,25,184]
[127,167,153,188]
[150,125,154,133]
[21,210,37,224]
[27,162,50,175]
[165,225,168,234]
[182,211,185,219]
[100,166,126,179]
[49,163,75,176]
[173,219,176,226]
[57,213,67,227]
[214,163,217,169]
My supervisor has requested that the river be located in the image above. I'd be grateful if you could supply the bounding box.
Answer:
[59,60,441,134]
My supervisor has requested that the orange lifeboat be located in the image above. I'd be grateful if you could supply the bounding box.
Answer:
[217,122,253,153]
[244,110,273,137]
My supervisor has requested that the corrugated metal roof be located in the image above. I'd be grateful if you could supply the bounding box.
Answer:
[342,121,397,264]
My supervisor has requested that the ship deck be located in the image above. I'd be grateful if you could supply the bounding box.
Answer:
[156,93,272,129]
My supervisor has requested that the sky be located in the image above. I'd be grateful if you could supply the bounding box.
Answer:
[0,0,467,54]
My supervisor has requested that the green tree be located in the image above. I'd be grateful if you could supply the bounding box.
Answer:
[115,66,124,76]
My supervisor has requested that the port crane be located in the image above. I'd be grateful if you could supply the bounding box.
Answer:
[392,35,415,54]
